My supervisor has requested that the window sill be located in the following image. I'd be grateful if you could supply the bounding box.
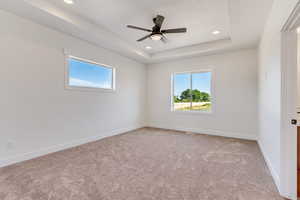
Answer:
[171,110,213,115]
[65,85,116,93]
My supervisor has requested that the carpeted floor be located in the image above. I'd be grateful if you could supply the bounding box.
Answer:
[0,128,284,200]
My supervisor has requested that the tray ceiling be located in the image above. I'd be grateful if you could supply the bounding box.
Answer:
[0,0,274,63]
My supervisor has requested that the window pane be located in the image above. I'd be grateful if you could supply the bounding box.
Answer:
[173,73,191,111]
[191,72,212,111]
[68,58,113,89]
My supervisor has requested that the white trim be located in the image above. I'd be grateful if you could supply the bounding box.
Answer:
[172,110,213,115]
[171,68,215,114]
[282,1,300,31]
[0,125,143,168]
[64,54,116,92]
[258,140,281,194]
[148,123,257,141]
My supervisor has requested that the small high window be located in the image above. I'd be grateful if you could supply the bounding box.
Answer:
[172,71,212,112]
[66,56,115,91]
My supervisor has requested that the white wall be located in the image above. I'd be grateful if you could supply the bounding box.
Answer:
[258,0,298,196]
[147,49,258,140]
[0,10,147,166]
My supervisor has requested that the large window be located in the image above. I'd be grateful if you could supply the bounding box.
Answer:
[66,56,115,91]
[172,71,212,112]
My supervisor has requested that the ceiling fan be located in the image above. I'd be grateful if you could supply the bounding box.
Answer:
[127,15,187,43]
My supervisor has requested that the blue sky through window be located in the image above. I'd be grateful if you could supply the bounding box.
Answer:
[174,72,211,96]
[68,58,113,89]
[174,73,190,96]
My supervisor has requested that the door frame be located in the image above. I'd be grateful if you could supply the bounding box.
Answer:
[281,2,300,199]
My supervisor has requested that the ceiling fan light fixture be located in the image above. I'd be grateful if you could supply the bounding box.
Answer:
[212,30,221,35]
[145,46,152,50]
[150,34,162,41]
[64,0,74,5]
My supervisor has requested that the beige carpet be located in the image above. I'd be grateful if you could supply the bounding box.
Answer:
[0,128,283,200]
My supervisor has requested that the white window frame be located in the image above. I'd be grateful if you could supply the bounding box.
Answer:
[171,69,214,114]
[65,55,116,92]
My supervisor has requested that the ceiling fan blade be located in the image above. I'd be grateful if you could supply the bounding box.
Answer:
[137,34,151,42]
[161,34,168,43]
[154,15,165,28]
[161,28,187,33]
[127,25,152,32]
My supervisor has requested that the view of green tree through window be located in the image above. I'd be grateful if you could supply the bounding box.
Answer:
[173,71,212,112]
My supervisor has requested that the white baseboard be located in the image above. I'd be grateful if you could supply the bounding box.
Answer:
[148,123,258,141]
[0,125,143,168]
[257,140,281,195]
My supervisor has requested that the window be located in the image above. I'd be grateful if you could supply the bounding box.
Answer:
[172,71,212,112]
[65,56,115,91]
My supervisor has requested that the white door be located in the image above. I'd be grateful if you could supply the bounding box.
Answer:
[281,28,298,199]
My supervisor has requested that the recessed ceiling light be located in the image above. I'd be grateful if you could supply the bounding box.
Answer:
[64,0,74,5]
[212,30,221,35]
[145,46,152,50]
